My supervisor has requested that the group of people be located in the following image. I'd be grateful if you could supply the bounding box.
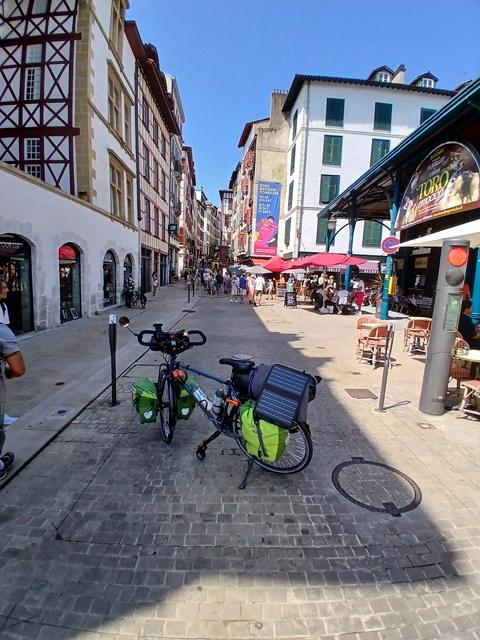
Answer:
[305,273,368,314]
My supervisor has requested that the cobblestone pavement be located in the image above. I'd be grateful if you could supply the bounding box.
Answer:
[1,295,480,639]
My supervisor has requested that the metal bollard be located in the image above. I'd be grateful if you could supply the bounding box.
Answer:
[187,282,191,304]
[109,314,117,406]
[192,278,195,297]
[377,323,394,412]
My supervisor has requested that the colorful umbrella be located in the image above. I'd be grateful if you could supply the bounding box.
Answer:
[263,256,291,272]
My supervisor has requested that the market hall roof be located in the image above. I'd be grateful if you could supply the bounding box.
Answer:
[282,74,455,113]
[317,76,480,223]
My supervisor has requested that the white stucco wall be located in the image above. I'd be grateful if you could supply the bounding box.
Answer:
[0,163,138,330]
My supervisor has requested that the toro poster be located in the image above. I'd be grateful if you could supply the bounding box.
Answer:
[397,141,480,230]
[254,181,281,256]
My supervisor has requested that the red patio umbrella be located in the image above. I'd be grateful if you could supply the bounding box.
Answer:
[263,256,291,272]
[342,256,368,266]
[300,252,349,268]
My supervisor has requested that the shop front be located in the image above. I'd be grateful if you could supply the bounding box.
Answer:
[59,243,81,323]
[141,247,152,292]
[0,234,33,334]
[103,250,117,307]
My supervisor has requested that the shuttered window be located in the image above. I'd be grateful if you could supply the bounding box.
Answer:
[287,181,294,210]
[284,218,291,246]
[292,110,298,138]
[370,139,390,166]
[362,220,382,247]
[420,108,436,124]
[290,144,296,175]
[319,175,340,204]
[322,136,342,165]
[374,102,392,131]
[325,98,345,127]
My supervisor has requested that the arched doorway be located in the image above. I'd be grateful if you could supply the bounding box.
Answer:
[59,243,81,323]
[123,254,133,284]
[0,234,33,334]
[103,250,117,306]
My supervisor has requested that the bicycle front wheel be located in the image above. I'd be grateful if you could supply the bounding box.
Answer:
[158,368,177,444]
[233,414,313,474]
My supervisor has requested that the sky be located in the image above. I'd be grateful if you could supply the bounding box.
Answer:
[128,0,480,206]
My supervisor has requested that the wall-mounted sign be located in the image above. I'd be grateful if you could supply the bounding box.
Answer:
[414,257,428,269]
[168,223,178,235]
[396,142,480,231]
[254,181,280,257]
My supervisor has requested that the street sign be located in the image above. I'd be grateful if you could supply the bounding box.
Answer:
[168,223,177,235]
[381,236,400,254]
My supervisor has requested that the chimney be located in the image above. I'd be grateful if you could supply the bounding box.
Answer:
[391,64,406,84]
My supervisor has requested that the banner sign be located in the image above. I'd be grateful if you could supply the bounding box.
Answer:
[396,142,480,231]
[254,181,281,256]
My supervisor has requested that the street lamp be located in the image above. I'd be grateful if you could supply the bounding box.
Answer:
[326,218,337,253]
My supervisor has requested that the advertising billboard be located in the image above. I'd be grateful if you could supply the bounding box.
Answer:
[396,142,480,231]
[254,181,281,256]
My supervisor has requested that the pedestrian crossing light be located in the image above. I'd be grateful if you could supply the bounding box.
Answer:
[445,245,469,286]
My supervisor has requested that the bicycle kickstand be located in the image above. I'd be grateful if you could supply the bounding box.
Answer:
[196,430,221,460]
[238,459,254,490]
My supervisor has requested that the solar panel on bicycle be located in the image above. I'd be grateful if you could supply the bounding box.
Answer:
[253,364,311,429]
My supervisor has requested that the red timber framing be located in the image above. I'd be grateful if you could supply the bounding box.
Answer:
[0,0,81,194]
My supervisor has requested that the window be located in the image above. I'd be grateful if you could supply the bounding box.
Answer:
[376,71,391,83]
[316,218,330,245]
[32,0,48,13]
[110,0,125,56]
[108,74,121,134]
[374,102,392,131]
[287,181,294,210]
[143,143,149,181]
[152,159,159,191]
[109,161,123,218]
[319,175,340,204]
[154,206,159,236]
[290,144,296,175]
[152,118,159,145]
[362,220,382,247]
[25,164,41,178]
[420,107,436,124]
[419,77,435,88]
[284,218,291,246]
[26,44,42,63]
[124,99,132,148]
[25,67,40,100]
[292,110,298,139]
[322,135,342,165]
[325,98,345,127]
[162,213,166,241]
[126,175,134,224]
[370,139,390,166]
[142,96,149,131]
[25,138,40,160]
[161,134,167,158]
[161,171,167,199]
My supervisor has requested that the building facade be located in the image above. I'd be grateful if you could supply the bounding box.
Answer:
[0,0,139,332]
[125,22,179,290]
[219,188,233,262]
[278,66,454,259]
[178,145,196,274]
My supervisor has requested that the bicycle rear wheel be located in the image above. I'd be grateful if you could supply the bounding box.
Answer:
[232,413,313,474]
[158,367,177,444]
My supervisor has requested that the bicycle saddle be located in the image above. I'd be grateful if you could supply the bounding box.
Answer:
[219,357,255,373]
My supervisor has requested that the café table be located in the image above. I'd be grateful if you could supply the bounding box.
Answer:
[455,349,480,377]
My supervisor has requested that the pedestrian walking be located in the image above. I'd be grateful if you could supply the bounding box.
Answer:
[0,321,26,478]
[247,274,255,305]
[254,274,265,306]
[267,278,275,300]
[238,274,247,303]
[230,274,239,303]
[124,275,135,308]
[223,272,231,295]
[151,271,159,297]
[215,271,223,295]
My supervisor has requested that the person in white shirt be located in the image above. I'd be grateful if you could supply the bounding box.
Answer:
[352,277,366,311]
[254,275,265,306]
[0,280,10,325]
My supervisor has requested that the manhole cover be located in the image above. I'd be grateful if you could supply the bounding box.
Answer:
[417,422,435,430]
[331,457,422,517]
[345,388,378,399]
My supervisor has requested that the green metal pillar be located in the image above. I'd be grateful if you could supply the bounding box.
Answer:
[380,175,401,320]
[471,248,480,323]
[344,212,356,289]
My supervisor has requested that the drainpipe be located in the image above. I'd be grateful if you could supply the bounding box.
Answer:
[296,81,310,258]
[134,61,142,289]
[380,173,401,320]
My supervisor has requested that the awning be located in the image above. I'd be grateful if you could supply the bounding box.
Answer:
[399,219,480,248]
[329,260,380,274]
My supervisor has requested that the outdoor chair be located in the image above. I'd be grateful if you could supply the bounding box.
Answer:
[403,317,432,355]
[356,315,377,352]
[450,338,472,393]
[357,324,388,368]
[459,380,480,418]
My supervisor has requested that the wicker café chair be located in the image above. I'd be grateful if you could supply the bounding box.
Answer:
[358,324,388,367]
[450,338,472,393]
[403,317,432,354]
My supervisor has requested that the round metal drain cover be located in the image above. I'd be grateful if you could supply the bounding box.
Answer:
[331,457,422,517]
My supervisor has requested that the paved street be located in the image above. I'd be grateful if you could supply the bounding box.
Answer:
[1,294,480,639]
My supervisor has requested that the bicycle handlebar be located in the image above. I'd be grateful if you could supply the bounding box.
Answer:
[136,327,207,351]
[186,330,207,346]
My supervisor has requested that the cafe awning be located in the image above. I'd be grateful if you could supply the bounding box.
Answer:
[399,219,480,248]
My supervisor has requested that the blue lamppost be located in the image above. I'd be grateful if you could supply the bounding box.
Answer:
[326,218,337,253]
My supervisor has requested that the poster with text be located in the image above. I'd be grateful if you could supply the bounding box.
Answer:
[254,181,281,256]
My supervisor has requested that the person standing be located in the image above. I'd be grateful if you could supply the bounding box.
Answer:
[230,274,239,303]
[267,278,275,300]
[352,276,365,312]
[0,280,11,325]
[0,322,26,478]
[247,274,255,305]
[254,274,265,306]
[151,271,159,297]
[223,271,231,295]
[238,273,247,303]
[124,275,135,308]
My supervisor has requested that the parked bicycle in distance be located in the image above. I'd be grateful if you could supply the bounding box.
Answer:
[119,317,320,488]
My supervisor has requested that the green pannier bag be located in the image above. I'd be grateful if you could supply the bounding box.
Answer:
[175,374,196,420]
[239,400,288,462]
[131,377,158,424]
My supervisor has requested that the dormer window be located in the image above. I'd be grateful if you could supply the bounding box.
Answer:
[376,71,391,83]
[419,77,435,88]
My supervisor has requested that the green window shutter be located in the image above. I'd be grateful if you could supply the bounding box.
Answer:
[374,102,392,131]
[316,217,328,245]
[325,98,345,127]
[292,110,298,138]
[362,220,382,247]
[284,218,291,246]
[288,181,294,210]
[370,139,390,166]
[323,135,342,165]
[290,144,296,175]
[420,108,436,124]
[319,175,340,203]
